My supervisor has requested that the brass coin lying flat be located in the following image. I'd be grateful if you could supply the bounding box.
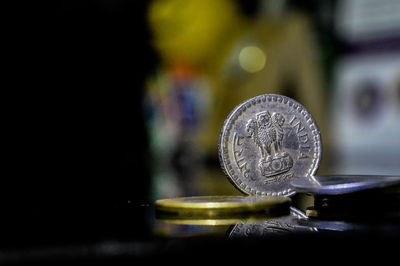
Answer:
[155,195,290,216]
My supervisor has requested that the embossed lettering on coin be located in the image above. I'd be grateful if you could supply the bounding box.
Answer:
[218,94,322,196]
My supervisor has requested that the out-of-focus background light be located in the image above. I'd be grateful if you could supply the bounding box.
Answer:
[239,46,267,73]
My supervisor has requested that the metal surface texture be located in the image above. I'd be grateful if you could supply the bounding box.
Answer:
[290,175,400,195]
[219,94,322,197]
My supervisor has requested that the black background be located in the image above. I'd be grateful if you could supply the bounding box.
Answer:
[2,1,158,246]
[7,1,157,208]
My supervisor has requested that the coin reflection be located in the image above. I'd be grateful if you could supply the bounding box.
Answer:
[156,212,281,226]
[228,207,317,238]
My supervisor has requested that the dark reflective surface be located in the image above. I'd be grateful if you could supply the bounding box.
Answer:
[1,195,400,264]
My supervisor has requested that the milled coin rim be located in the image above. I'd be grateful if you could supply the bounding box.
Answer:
[155,195,290,212]
[218,94,322,197]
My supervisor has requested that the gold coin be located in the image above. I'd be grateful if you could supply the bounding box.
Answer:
[155,195,290,215]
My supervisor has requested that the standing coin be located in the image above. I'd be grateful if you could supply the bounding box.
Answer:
[218,94,322,196]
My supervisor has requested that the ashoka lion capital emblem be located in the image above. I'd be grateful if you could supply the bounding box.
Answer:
[246,111,293,177]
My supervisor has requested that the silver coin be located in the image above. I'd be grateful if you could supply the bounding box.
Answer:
[218,94,322,196]
[290,175,400,195]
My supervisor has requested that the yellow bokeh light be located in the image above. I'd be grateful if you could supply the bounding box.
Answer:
[148,0,240,68]
[239,46,266,73]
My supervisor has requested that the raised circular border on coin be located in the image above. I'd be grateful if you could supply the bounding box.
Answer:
[218,94,322,197]
[155,196,290,215]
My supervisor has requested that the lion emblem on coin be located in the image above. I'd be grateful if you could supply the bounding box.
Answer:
[246,111,293,177]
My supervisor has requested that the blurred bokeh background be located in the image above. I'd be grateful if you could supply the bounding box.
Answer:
[9,0,400,207]
[144,0,400,200]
